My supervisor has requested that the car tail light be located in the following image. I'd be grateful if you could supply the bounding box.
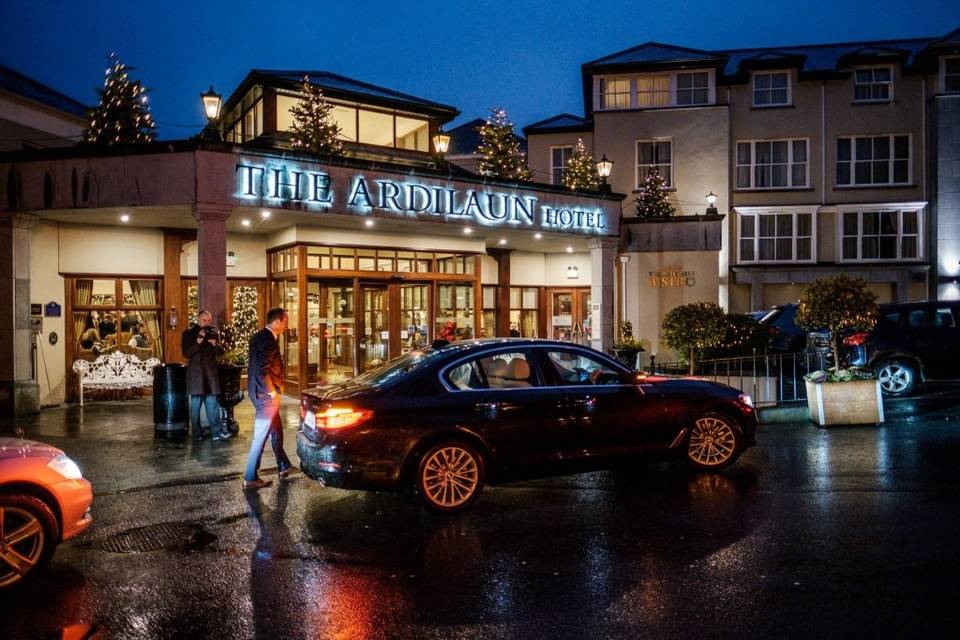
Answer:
[313,407,374,431]
[767,326,781,337]
[843,331,871,346]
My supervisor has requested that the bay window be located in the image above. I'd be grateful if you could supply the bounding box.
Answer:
[737,210,814,263]
[840,207,922,261]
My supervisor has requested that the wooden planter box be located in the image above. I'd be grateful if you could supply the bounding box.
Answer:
[805,379,884,426]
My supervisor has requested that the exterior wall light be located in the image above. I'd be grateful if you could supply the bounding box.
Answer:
[432,128,451,154]
[596,154,614,180]
[566,265,580,279]
[706,191,719,215]
[200,86,223,141]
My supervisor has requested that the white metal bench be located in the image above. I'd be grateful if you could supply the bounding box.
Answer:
[72,351,161,406]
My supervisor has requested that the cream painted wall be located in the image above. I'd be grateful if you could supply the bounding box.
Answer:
[544,252,591,286]
[510,252,545,285]
[181,233,267,277]
[59,224,164,274]
[480,254,498,284]
[526,132,595,186]
[30,220,67,406]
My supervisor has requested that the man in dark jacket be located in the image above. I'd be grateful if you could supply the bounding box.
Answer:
[243,307,293,489]
[181,310,228,440]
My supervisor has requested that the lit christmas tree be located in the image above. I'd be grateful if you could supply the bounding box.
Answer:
[83,53,156,145]
[219,286,259,366]
[289,75,344,157]
[562,138,599,191]
[476,108,532,181]
[634,169,676,218]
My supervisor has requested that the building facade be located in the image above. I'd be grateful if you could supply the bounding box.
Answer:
[526,28,960,360]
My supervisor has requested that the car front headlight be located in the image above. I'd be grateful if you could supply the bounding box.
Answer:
[47,454,84,480]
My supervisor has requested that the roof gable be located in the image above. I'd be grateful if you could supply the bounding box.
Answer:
[0,64,88,119]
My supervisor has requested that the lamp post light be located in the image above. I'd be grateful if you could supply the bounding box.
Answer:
[199,86,223,141]
[705,191,719,216]
[596,154,614,194]
[432,128,451,155]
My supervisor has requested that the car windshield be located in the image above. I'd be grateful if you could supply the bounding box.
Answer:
[352,348,447,387]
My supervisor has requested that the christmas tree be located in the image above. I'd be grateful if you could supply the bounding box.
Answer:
[476,108,533,181]
[83,53,156,145]
[289,75,344,157]
[218,286,259,366]
[562,138,599,191]
[634,169,676,218]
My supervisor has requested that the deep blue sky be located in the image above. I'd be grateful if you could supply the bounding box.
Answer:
[3,0,959,139]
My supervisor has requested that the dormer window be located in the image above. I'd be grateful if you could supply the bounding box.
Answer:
[943,57,960,93]
[854,67,893,102]
[600,78,631,109]
[676,72,709,105]
[753,71,791,107]
[595,71,714,110]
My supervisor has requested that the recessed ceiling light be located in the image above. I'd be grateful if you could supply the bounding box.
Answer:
[260,210,272,219]
[241,219,251,227]
[566,246,573,253]
[534,232,542,240]
[498,238,507,245]
[463,227,473,235]
[364,219,375,227]
[119,214,130,223]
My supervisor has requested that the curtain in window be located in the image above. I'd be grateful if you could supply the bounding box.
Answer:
[130,280,163,360]
[73,280,94,359]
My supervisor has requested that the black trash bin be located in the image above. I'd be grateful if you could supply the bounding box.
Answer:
[153,363,188,434]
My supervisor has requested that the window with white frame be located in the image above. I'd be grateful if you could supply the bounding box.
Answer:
[636,74,671,107]
[841,208,921,261]
[736,139,808,189]
[676,72,709,105]
[753,71,791,106]
[854,67,893,102]
[837,134,911,186]
[551,146,574,185]
[944,57,960,93]
[600,78,631,109]
[636,140,672,188]
[738,210,814,263]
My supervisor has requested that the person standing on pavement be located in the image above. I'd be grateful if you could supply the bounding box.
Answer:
[181,310,229,440]
[243,307,294,489]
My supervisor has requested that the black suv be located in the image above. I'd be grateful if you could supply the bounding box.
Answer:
[753,303,807,352]
[845,301,960,397]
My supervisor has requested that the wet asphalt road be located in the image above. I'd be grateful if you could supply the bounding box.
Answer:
[3,400,960,639]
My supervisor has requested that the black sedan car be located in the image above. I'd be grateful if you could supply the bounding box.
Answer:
[297,339,757,512]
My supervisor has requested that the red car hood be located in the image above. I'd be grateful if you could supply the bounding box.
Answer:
[0,437,63,460]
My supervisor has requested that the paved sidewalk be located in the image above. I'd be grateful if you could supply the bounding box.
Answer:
[0,398,303,495]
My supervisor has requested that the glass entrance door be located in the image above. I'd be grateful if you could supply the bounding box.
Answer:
[550,288,590,344]
[360,284,389,372]
[400,283,430,353]
[306,280,355,385]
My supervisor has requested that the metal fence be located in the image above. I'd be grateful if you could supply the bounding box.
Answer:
[648,351,830,406]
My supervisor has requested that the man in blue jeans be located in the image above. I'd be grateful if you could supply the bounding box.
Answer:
[243,307,293,489]
[181,310,229,440]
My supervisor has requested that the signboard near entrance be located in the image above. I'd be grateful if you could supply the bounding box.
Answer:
[648,267,696,288]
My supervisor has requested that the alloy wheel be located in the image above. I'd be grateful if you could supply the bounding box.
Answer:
[877,363,913,395]
[420,445,480,509]
[688,416,737,468]
[0,506,46,588]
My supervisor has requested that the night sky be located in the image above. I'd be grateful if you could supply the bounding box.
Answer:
[3,0,959,140]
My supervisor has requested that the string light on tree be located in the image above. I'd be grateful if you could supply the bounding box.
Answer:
[289,75,344,157]
[562,138,599,191]
[476,107,532,181]
[634,168,676,218]
[83,53,156,145]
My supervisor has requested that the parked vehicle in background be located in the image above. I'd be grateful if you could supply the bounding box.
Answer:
[0,438,93,589]
[843,301,960,397]
[754,303,806,352]
[297,339,758,513]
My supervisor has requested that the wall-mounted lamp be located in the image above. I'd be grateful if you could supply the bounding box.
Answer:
[432,128,451,155]
[199,86,223,141]
[168,306,179,330]
[596,154,614,194]
[705,191,719,216]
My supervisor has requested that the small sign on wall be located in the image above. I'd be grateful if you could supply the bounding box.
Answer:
[44,302,62,317]
[648,267,696,288]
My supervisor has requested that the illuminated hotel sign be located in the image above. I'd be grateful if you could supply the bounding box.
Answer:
[235,162,608,234]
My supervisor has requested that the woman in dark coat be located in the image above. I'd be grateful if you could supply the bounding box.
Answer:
[181,310,228,440]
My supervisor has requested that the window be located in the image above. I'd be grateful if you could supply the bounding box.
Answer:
[736,139,808,189]
[840,208,921,261]
[837,135,911,186]
[753,71,790,106]
[551,146,574,185]
[944,57,960,93]
[636,74,671,107]
[636,140,672,188]
[71,277,164,362]
[481,286,497,338]
[437,283,474,340]
[600,78,631,109]
[545,350,623,386]
[854,67,893,102]
[476,352,539,389]
[226,87,264,143]
[676,72,709,105]
[395,116,429,151]
[446,360,486,390]
[738,211,814,263]
[510,287,540,338]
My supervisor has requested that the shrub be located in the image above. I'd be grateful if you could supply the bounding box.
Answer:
[795,275,878,376]
[702,313,767,359]
[660,302,727,374]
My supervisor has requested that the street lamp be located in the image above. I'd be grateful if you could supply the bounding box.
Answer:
[199,86,223,141]
[432,128,451,155]
[596,154,614,193]
[705,191,719,216]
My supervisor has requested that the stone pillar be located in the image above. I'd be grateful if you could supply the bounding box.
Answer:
[487,248,511,336]
[588,237,618,353]
[192,204,232,326]
[0,213,39,417]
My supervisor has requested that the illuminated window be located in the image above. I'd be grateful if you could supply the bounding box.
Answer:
[600,78,631,109]
[358,109,394,146]
[636,74,671,107]
[395,116,428,151]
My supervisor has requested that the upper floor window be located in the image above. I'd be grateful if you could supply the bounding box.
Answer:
[551,146,574,185]
[736,139,808,189]
[837,134,911,187]
[854,67,893,102]
[636,140,672,188]
[738,210,814,263]
[600,78,631,109]
[753,71,791,107]
[636,74,671,107]
[225,87,263,143]
[840,208,921,261]
[676,72,710,105]
[943,57,960,94]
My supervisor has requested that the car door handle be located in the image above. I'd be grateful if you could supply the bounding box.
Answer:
[571,396,596,408]
[475,401,499,416]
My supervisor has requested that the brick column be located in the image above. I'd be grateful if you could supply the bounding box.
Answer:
[192,204,232,326]
[588,237,618,353]
[0,213,39,417]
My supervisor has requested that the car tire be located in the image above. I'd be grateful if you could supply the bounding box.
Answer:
[875,360,917,397]
[416,441,485,514]
[0,493,59,590]
[685,413,742,471]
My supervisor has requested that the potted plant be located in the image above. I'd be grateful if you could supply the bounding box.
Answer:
[660,302,727,374]
[611,321,644,368]
[216,319,248,435]
[795,275,881,426]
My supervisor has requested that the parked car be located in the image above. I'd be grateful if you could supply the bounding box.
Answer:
[0,438,93,589]
[842,301,960,397]
[754,303,807,352]
[297,339,758,513]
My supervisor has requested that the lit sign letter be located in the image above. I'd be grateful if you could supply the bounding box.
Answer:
[463,191,483,220]
[310,173,332,204]
[348,177,373,208]
[236,164,264,196]
[407,184,432,213]
[377,181,401,211]
[511,196,537,225]
[482,194,509,222]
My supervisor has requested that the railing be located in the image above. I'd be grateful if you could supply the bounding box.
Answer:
[648,351,831,405]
